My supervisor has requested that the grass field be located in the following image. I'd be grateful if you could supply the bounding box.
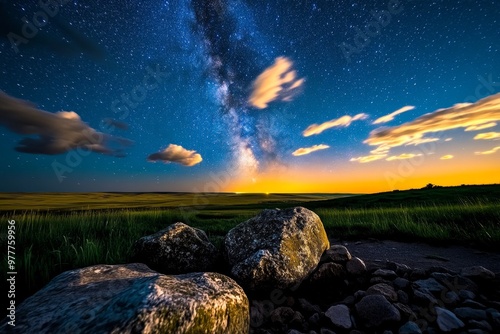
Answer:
[1,184,499,309]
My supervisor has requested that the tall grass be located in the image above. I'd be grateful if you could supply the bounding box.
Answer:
[316,202,500,247]
[1,201,499,310]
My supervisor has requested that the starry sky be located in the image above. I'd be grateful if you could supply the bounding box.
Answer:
[0,0,499,193]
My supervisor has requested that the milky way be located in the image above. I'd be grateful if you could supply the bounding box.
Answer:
[190,0,284,175]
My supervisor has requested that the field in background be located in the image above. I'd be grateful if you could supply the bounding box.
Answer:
[1,184,499,309]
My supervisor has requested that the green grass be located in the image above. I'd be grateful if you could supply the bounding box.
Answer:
[1,185,499,310]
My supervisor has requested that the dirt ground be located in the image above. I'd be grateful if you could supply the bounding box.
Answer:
[331,238,500,274]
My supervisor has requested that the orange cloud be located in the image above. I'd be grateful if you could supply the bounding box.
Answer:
[248,57,304,109]
[364,93,500,153]
[350,154,387,163]
[292,144,330,157]
[373,106,415,125]
[475,146,500,155]
[473,132,500,140]
[386,153,423,161]
[465,122,497,131]
[303,113,368,137]
[440,155,454,160]
[147,144,202,166]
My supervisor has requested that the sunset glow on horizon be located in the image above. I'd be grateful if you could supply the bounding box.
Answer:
[0,1,499,193]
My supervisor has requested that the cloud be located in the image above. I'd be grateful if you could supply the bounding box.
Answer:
[475,146,500,155]
[147,144,203,166]
[445,138,453,142]
[0,91,132,156]
[440,155,454,160]
[102,118,129,130]
[473,132,500,140]
[292,144,330,157]
[248,57,304,109]
[386,153,422,161]
[303,113,368,137]
[465,122,497,131]
[364,93,500,153]
[350,154,387,163]
[373,106,415,125]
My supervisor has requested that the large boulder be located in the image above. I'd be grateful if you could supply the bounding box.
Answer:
[0,264,249,334]
[224,207,330,290]
[132,222,218,274]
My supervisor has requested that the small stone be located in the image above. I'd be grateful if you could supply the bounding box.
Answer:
[325,304,352,330]
[397,290,409,304]
[394,303,416,321]
[297,298,322,317]
[393,277,410,290]
[467,329,488,334]
[468,319,493,331]
[342,295,356,307]
[355,295,400,328]
[461,300,486,309]
[412,288,438,305]
[443,291,460,306]
[271,307,296,325]
[386,261,411,276]
[367,283,398,302]
[308,313,321,327]
[429,272,454,285]
[453,307,488,320]
[354,290,366,301]
[412,278,445,293]
[319,329,336,334]
[373,269,398,280]
[461,266,495,280]
[398,321,422,334]
[458,289,476,300]
[323,245,352,263]
[409,268,428,281]
[435,307,465,332]
[346,257,367,276]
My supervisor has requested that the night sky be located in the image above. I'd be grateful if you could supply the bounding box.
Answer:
[1,0,499,193]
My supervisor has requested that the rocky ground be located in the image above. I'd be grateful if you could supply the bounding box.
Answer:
[2,207,499,334]
[248,244,500,334]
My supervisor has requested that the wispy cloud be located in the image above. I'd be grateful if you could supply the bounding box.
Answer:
[373,106,415,125]
[465,122,497,131]
[350,154,387,163]
[147,144,202,166]
[364,93,500,153]
[440,155,454,160]
[386,153,422,161]
[445,138,453,142]
[292,144,330,157]
[303,113,368,137]
[248,57,304,109]
[475,146,500,155]
[473,132,500,140]
[0,91,132,156]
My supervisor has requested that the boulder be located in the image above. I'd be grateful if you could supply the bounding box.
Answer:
[0,264,249,334]
[355,294,401,328]
[225,207,329,290]
[132,222,218,274]
[398,321,422,334]
[412,278,445,294]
